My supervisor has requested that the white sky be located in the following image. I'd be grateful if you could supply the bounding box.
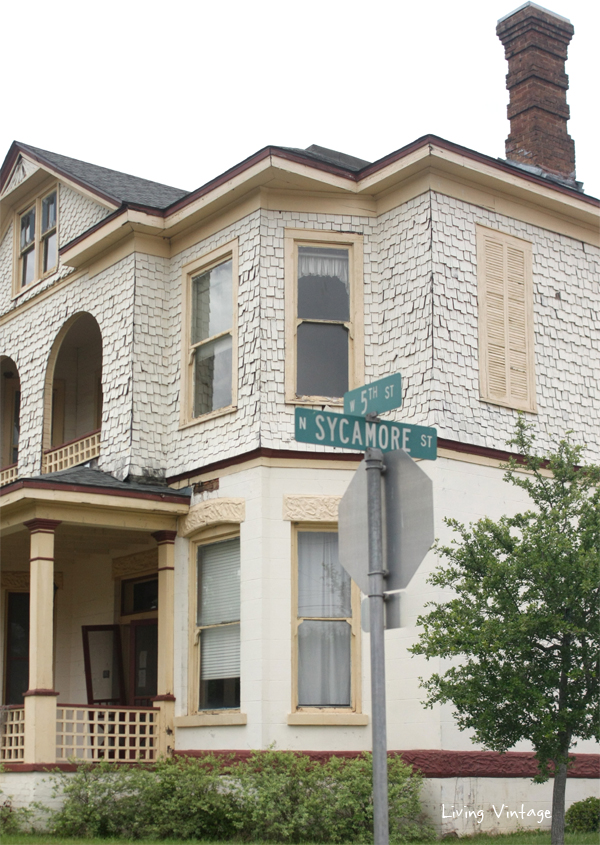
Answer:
[2,0,599,198]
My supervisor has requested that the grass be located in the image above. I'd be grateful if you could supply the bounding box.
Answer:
[1,833,599,844]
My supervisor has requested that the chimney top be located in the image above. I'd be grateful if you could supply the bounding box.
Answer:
[497,2,571,26]
[497,3,580,189]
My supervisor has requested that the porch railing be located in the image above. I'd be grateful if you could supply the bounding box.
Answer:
[0,706,25,761]
[43,430,101,474]
[0,463,18,487]
[56,704,158,762]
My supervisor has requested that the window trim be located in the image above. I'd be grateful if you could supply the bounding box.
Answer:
[180,240,239,427]
[284,229,364,405]
[13,185,59,297]
[476,225,537,413]
[186,525,244,723]
[289,523,363,724]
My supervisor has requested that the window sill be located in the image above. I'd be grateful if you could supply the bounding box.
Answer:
[287,712,368,726]
[175,711,247,727]
[285,398,343,407]
[179,405,238,431]
[480,395,538,414]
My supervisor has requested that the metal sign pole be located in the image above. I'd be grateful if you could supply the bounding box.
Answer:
[365,447,389,845]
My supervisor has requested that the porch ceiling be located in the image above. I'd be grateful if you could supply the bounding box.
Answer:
[0,523,156,567]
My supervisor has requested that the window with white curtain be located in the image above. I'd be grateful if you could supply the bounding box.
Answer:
[295,530,359,709]
[284,229,364,404]
[196,538,240,709]
[17,187,58,291]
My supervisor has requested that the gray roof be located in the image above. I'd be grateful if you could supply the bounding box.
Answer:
[24,466,190,499]
[17,143,189,209]
[282,144,371,173]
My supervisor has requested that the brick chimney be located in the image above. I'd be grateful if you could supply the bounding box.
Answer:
[497,2,576,184]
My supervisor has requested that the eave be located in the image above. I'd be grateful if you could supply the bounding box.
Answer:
[58,135,600,271]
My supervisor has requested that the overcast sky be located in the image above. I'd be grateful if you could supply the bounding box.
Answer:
[2,0,599,198]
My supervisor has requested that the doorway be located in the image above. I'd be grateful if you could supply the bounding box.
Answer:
[129,620,158,706]
[4,592,29,704]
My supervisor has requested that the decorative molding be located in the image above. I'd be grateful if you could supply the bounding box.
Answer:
[112,549,158,579]
[152,530,178,546]
[24,518,62,534]
[1,157,39,196]
[1,571,63,590]
[283,495,341,522]
[180,498,245,537]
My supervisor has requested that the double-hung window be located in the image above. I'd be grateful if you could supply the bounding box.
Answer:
[293,529,360,712]
[17,188,58,289]
[196,538,240,710]
[182,242,238,423]
[285,230,364,403]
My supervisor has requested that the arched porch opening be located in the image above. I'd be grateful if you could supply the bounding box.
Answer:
[1,356,21,485]
[42,313,103,474]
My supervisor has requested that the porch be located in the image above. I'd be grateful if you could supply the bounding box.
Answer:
[0,467,190,766]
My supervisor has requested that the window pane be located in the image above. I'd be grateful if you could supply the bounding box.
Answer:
[42,192,57,232]
[200,624,240,680]
[20,208,35,250]
[197,539,240,626]
[298,532,351,617]
[22,248,36,286]
[43,232,57,272]
[297,620,351,706]
[298,247,349,321]
[193,334,232,416]
[200,676,240,710]
[296,322,348,397]
[191,259,232,344]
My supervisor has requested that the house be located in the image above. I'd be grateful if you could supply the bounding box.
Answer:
[0,2,598,834]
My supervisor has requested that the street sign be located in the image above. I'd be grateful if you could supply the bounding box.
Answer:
[294,407,437,460]
[338,449,434,596]
[344,374,402,417]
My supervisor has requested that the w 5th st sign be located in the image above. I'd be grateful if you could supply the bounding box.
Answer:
[294,407,437,460]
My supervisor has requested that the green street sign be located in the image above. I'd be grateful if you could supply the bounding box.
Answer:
[344,373,402,416]
[295,407,437,460]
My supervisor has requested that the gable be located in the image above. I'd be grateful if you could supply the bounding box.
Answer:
[0,156,41,200]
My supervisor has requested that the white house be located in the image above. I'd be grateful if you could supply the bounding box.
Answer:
[1,2,598,834]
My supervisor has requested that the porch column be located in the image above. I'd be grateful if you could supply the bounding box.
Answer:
[151,529,177,757]
[23,518,61,764]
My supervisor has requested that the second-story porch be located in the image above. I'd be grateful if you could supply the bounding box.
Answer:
[0,467,190,766]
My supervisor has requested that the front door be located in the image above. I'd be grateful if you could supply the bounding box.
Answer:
[4,592,29,704]
[130,619,158,707]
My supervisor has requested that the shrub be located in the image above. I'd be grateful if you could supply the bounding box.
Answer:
[47,750,434,842]
[565,796,600,833]
[0,790,33,834]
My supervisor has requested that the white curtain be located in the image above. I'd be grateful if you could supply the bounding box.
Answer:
[297,532,351,706]
[298,247,349,288]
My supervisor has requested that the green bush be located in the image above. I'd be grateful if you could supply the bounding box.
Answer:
[0,790,33,834]
[565,796,600,833]
[47,751,434,842]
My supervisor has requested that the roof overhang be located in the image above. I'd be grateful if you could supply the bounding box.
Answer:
[58,135,600,271]
[0,480,190,536]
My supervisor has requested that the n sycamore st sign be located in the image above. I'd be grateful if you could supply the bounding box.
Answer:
[294,407,437,461]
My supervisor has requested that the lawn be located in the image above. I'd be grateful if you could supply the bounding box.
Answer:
[2,833,599,845]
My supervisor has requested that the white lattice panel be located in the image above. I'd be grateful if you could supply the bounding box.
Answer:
[43,431,100,474]
[0,707,25,761]
[56,706,158,762]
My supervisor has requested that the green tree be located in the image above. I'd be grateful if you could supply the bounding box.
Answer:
[410,418,599,845]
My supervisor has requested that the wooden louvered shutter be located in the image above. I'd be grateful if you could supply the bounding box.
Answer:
[477,227,536,412]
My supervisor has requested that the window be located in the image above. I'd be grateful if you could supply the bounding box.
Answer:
[195,538,240,710]
[477,226,536,413]
[285,229,364,403]
[292,528,361,714]
[182,242,238,423]
[17,188,58,289]
[121,575,158,615]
